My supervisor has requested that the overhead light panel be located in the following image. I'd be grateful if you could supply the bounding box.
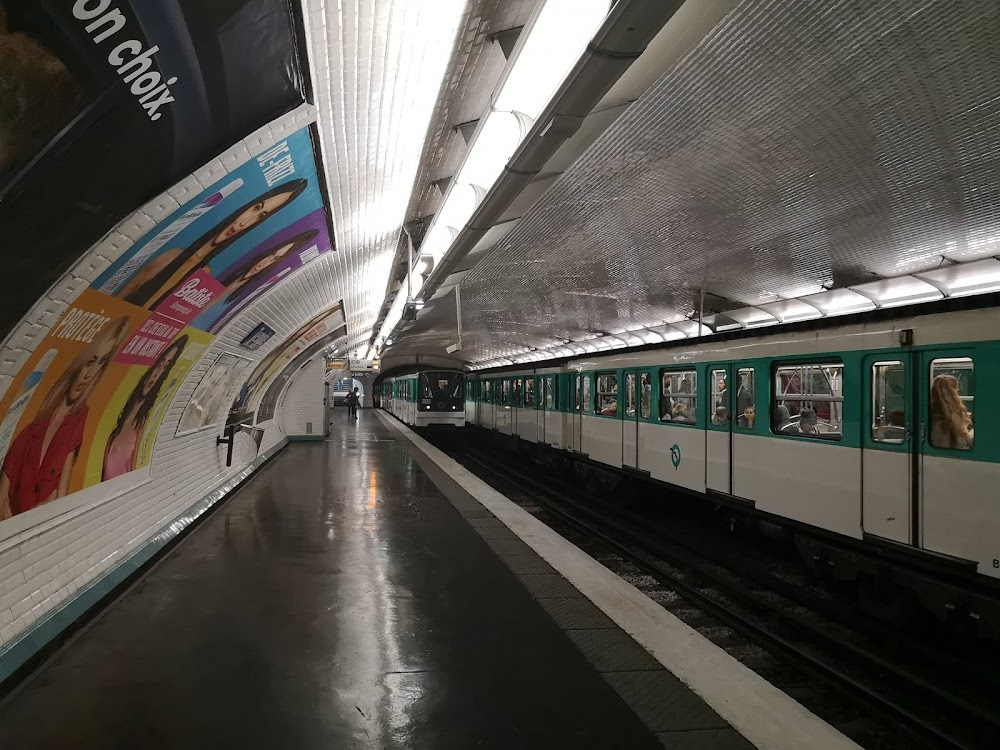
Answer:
[375,0,611,349]
[915,258,1000,298]
[800,288,877,317]
[850,276,943,309]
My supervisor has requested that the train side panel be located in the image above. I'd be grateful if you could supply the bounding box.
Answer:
[640,422,705,493]
[922,455,1000,575]
[733,435,862,540]
[516,406,539,443]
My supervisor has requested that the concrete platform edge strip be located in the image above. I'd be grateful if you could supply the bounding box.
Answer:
[0,437,292,689]
[375,413,862,750]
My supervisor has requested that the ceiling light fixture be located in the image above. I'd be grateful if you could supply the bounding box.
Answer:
[373,0,611,352]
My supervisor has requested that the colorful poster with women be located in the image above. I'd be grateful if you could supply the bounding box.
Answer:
[192,209,332,334]
[95,127,334,330]
[82,327,213,486]
[0,122,336,525]
[0,290,147,521]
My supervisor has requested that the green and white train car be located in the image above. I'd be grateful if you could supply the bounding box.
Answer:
[468,306,1000,632]
[384,369,465,428]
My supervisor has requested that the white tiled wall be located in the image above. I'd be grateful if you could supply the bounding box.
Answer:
[0,104,339,655]
[279,359,325,437]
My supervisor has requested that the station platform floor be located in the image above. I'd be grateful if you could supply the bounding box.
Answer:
[0,411,772,749]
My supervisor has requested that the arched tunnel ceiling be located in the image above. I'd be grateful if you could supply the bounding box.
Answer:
[391,0,1000,366]
[301,0,535,356]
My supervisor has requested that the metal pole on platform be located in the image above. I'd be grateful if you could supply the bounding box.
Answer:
[698,289,705,338]
[456,284,463,350]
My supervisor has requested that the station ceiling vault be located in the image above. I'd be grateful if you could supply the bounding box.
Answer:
[388,0,1000,368]
[301,0,534,357]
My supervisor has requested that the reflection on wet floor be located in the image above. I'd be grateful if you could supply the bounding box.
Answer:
[0,411,660,749]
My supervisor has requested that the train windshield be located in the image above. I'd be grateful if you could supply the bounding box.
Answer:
[418,371,465,410]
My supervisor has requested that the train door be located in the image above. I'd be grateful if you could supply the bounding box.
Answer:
[622,370,640,468]
[862,355,914,544]
[500,378,512,435]
[572,373,584,452]
[916,351,990,566]
[705,365,732,493]
[538,376,546,444]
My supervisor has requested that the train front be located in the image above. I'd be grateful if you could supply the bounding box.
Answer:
[414,370,465,428]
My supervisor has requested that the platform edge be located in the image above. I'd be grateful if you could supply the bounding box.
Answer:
[376,412,862,750]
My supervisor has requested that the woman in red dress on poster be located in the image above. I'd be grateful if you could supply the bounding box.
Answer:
[0,317,129,520]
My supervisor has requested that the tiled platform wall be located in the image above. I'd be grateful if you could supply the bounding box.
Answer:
[280,359,326,439]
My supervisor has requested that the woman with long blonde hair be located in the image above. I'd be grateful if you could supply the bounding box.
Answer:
[0,317,129,519]
[929,374,973,449]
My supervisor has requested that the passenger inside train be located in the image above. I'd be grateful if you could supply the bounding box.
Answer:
[712,406,728,426]
[660,380,673,420]
[930,374,974,450]
[773,404,791,432]
[794,408,819,435]
[883,409,906,442]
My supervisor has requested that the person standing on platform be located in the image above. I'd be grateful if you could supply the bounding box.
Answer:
[346,387,359,420]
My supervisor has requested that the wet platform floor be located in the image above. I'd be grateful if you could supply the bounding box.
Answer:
[0,413,667,749]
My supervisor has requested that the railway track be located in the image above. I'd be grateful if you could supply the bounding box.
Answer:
[444,440,1000,750]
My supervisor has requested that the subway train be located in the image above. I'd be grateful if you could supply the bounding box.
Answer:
[464,305,1000,636]
[382,369,466,427]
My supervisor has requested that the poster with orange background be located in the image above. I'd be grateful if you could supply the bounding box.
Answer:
[0,289,147,517]
[82,326,213,487]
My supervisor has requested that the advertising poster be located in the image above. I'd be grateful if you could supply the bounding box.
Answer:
[239,322,276,352]
[195,211,332,334]
[0,290,147,520]
[176,353,250,435]
[83,327,213,485]
[0,0,308,338]
[0,124,334,526]
[95,127,332,326]
[228,302,345,427]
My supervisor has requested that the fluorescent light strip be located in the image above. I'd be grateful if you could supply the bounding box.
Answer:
[470,259,1000,368]
[375,0,612,352]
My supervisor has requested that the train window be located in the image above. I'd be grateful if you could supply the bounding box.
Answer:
[513,378,524,407]
[772,362,843,440]
[660,370,697,424]
[582,374,592,413]
[710,369,727,425]
[483,380,491,403]
[736,368,755,429]
[545,377,554,410]
[640,372,651,419]
[872,361,906,444]
[596,373,618,416]
[500,379,508,406]
[929,357,974,450]
[625,373,637,417]
[525,378,536,408]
